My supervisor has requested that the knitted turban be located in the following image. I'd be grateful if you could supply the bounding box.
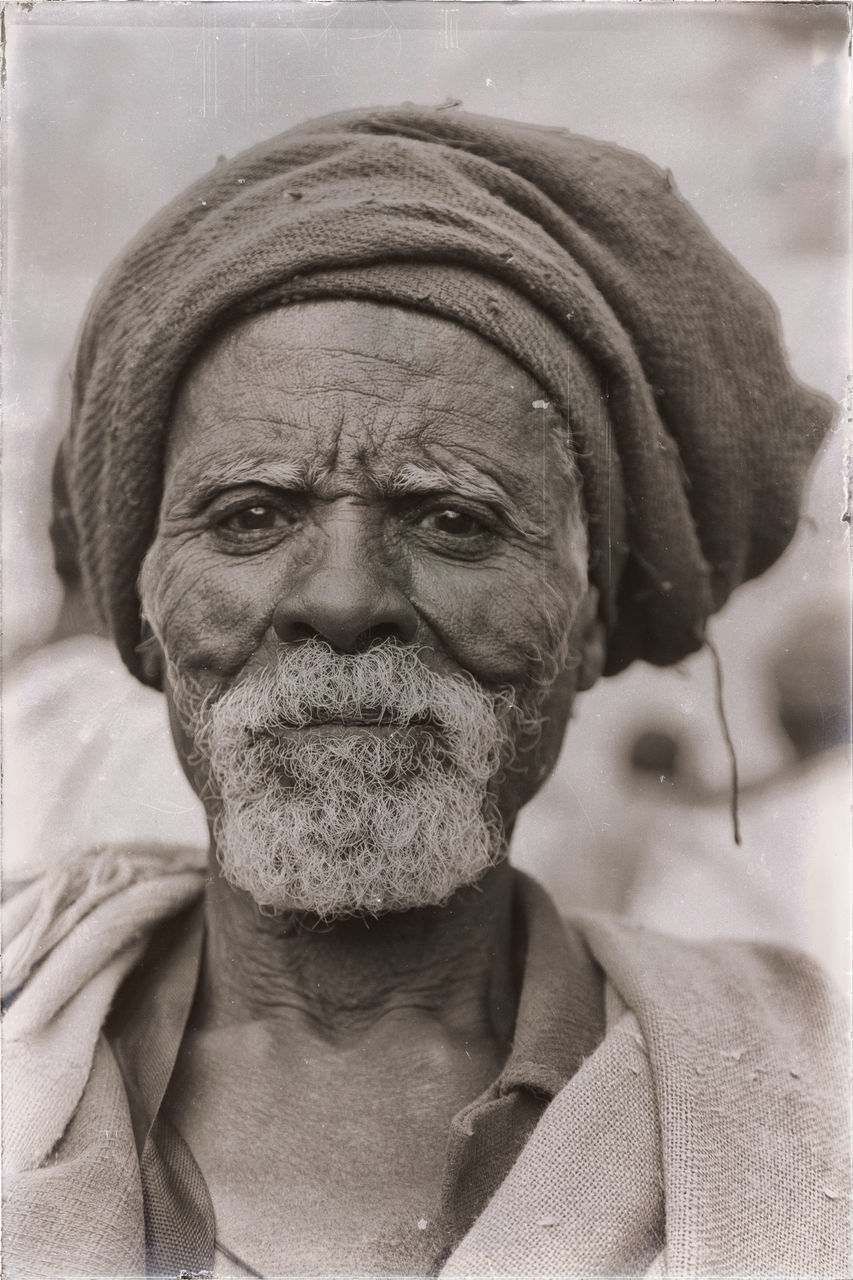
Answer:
[54,104,834,683]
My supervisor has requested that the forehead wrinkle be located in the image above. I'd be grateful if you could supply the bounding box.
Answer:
[265,346,453,416]
[252,343,532,429]
[289,344,435,377]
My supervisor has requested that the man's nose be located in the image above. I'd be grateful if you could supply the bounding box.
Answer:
[271,516,419,652]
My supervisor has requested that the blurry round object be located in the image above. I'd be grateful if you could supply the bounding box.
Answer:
[628,729,682,780]
[771,599,851,757]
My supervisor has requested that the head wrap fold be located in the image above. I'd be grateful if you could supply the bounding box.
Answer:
[54,104,834,682]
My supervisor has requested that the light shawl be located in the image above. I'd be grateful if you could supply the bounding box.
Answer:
[3,848,850,1278]
[52,104,835,682]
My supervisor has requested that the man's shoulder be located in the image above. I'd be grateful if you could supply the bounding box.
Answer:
[569,907,848,1005]
[2,844,205,1201]
[567,908,849,1098]
[3,842,206,1011]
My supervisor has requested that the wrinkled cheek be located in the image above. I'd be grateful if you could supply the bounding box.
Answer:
[140,543,271,680]
[482,595,582,818]
[426,583,574,693]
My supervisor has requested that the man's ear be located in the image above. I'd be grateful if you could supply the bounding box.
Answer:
[575,587,607,692]
[137,617,165,688]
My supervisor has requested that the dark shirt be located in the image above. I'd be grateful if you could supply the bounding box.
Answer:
[105,873,604,1278]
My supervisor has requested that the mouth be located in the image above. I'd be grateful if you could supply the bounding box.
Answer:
[269,708,433,728]
[250,716,437,742]
[281,722,426,739]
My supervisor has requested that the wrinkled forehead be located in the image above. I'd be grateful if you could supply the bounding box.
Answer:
[164,300,581,502]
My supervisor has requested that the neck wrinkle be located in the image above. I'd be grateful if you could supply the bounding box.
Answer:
[195,857,519,1045]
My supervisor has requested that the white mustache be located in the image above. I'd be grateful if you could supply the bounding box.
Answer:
[199,638,513,756]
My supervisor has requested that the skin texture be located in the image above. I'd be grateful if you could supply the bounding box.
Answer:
[141,301,605,1272]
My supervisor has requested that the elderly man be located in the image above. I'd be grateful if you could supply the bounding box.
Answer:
[4,106,849,1279]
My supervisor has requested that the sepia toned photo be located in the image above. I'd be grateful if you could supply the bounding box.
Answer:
[2,3,850,1277]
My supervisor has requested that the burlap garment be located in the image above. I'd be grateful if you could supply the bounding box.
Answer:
[3,848,850,1278]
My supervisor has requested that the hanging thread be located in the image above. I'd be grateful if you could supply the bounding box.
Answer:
[215,1239,265,1278]
[706,636,742,846]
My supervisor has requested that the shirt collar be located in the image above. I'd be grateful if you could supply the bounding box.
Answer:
[498,872,604,1098]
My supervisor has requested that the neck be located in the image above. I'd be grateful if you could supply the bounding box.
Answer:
[197,856,520,1044]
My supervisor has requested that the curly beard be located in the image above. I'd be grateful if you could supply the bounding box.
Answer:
[170,639,531,921]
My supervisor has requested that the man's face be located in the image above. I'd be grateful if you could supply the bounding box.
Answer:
[141,301,601,917]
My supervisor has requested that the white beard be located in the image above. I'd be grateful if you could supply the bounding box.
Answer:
[175,640,518,920]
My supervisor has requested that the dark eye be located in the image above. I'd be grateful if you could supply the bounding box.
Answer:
[420,508,487,538]
[213,501,299,544]
[223,504,282,532]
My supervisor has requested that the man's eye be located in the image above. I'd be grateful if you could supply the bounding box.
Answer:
[420,508,488,538]
[217,503,292,534]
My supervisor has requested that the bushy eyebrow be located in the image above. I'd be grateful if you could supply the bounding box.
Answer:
[374,462,541,538]
[379,461,505,501]
[165,459,314,515]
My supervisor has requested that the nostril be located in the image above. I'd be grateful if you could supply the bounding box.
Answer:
[359,623,402,649]
[272,612,322,645]
[273,613,404,654]
[283,622,406,655]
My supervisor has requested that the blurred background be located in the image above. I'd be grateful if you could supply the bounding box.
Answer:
[3,2,850,985]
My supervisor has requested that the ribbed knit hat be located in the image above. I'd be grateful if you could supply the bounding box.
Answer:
[53,104,835,683]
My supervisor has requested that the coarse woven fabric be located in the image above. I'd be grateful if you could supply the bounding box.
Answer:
[3,848,850,1278]
[52,103,836,683]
